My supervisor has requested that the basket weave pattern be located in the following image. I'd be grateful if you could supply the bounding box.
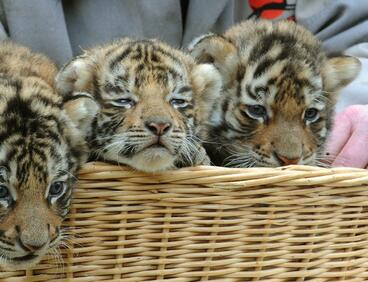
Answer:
[2,162,368,281]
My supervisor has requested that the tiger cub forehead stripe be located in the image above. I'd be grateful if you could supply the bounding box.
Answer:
[189,19,361,168]
[109,40,183,72]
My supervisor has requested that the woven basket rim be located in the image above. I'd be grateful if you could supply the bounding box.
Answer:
[78,162,368,189]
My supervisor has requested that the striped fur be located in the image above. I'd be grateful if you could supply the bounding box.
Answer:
[0,42,97,270]
[190,20,361,167]
[56,39,221,172]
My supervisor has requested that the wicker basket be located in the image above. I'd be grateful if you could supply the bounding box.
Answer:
[2,162,368,281]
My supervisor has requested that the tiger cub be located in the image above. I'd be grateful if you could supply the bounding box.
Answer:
[0,42,98,270]
[56,38,222,172]
[189,20,361,167]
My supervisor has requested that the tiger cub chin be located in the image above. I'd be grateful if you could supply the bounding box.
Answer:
[0,42,98,270]
[189,20,361,167]
[56,38,222,172]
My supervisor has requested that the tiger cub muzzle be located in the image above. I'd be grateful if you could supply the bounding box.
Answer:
[93,88,192,173]
[120,116,186,172]
[143,118,175,151]
[0,185,62,270]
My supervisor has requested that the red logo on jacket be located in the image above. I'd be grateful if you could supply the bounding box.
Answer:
[248,0,295,20]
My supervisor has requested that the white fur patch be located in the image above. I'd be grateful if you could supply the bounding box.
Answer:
[104,147,175,173]
[56,58,92,96]
[188,33,216,51]
[192,63,222,100]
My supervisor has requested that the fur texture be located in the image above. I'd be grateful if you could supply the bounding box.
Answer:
[0,42,97,270]
[189,20,361,167]
[56,39,222,172]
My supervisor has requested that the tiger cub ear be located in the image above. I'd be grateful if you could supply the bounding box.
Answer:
[63,92,99,139]
[191,63,222,125]
[55,55,96,96]
[188,33,238,84]
[322,56,361,93]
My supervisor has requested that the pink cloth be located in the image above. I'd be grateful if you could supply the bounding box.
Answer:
[326,105,368,168]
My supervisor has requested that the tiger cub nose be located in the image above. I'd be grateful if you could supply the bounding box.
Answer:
[275,153,300,166]
[20,240,47,252]
[16,225,49,252]
[145,121,172,136]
